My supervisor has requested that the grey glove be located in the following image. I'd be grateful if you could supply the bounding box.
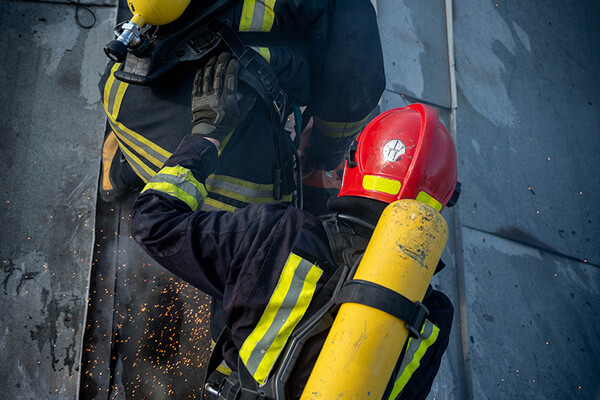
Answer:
[191,52,255,142]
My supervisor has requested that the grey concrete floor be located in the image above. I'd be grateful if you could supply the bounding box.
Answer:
[0,0,116,398]
[0,0,599,399]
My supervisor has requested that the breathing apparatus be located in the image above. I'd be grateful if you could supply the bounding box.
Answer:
[104,0,190,62]
[103,0,302,204]
[103,0,236,85]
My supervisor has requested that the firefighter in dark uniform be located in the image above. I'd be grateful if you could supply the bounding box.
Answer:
[100,0,385,216]
[130,58,460,399]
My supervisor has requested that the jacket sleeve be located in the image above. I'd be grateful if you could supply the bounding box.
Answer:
[130,135,259,299]
[397,290,454,400]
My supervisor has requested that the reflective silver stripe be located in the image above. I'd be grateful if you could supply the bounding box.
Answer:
[113,135,155,183]
[107,118,170,168]
[239,0,275,62]
[205,177,275,200]
[239,254,323,384]
[108,78,121,116]
[387,320,440,399]
[104,70,172,169]
[240,0,276,32]
[249,2,265,31]
[200,200,225,212]
[142,166,207,211]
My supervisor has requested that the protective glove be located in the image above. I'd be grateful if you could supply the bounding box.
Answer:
[191,52,256,142]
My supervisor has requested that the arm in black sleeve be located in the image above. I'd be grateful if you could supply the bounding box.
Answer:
[131,135,244,299]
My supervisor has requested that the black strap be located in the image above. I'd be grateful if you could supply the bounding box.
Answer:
[206,327,231,379]
[206,19,289,122]
[337,279,429,339]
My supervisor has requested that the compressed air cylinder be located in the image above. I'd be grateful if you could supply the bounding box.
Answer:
[127,0,191,26]
[300,199,448,400]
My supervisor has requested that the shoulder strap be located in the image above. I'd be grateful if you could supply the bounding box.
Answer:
[206,19,290,123]
[204,326,232,383]
[320,215,371,271]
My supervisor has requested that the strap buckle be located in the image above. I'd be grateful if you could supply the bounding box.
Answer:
[272,92,287,123]
[406,301,429,339]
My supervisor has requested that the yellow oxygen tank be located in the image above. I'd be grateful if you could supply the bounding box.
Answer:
[105,0,191,62]
[300,199,448,400]
[127,0,191,26]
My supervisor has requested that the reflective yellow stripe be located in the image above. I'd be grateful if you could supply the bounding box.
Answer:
[142,165,207,211]
[416,191,442,212]
[217,129,235,155]
[143,182,200,210]
[112,80,128,119]
[210,339,233,375]
[216,362,232,375]
[262,0,276,31]
[206,181,276,204]
[108,119,168,169]
[362,175,402,195]
[314,115,369,138]
[206,174,293,203]
[204,197,237,212]
[240,0,276,62]
[154,165,207,198]
[239,0,256,31]
[104,108,172,163]
[103,63,121,111]
[388,321,440,400]
[239,253,323,384]
[103,66,172,171]
[258,47,271,62]
[209,174,275,191]
[113,136,155,182]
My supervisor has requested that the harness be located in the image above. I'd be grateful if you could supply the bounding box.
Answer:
[203,214,437,400]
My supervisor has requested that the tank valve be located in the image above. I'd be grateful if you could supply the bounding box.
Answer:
[104,19,144,62]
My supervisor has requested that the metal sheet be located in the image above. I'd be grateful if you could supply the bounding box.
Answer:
[454,0,600,264]
[380,89,452,130]
[80,195,213,399]
[0,2,116,398]
[378,0,451,108]
[462,227,600,399]
[428,209,469,400]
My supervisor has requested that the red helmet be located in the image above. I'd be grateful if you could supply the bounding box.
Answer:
[338,103,459,212]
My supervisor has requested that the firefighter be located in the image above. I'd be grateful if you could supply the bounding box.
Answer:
[100,0,385,216]
[130,57,460,399]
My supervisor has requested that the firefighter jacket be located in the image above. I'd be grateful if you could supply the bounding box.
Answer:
[100,0,385,211]
[130,135,453,400]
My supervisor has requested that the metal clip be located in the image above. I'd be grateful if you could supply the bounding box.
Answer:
[204,382,221,397]
[406,301,429,339]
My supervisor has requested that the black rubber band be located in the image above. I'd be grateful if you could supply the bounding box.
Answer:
[337,279,429,338]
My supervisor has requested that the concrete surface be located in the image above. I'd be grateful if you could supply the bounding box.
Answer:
[378,0,452,109]
[454,0,600,265]
[80,195,213,399]
[463,228,600,399]
[378,1,600,399]
[0,0,116,398]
